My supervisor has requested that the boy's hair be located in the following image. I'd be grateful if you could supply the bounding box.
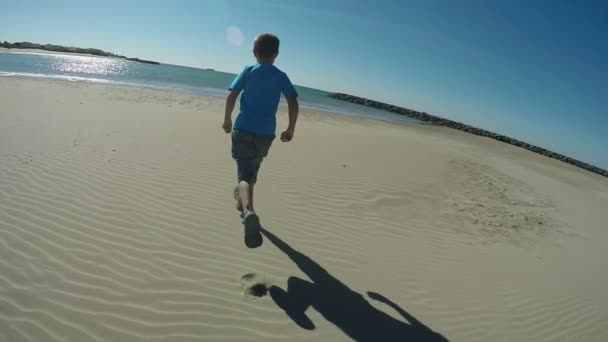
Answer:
[254,33,280,59]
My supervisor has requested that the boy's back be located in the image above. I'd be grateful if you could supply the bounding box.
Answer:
[230,63,296,136]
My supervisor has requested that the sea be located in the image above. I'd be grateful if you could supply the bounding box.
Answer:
[0,51,420,125]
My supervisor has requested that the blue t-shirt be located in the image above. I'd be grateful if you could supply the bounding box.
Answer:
[229,63,297,136]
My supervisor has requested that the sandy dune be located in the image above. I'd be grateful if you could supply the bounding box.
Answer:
[1,77,607,341]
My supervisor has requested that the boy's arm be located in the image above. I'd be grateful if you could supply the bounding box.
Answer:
[224,66,247,133]
[286,95,299,131]
[281,94,299,142]
[223,91,238,133]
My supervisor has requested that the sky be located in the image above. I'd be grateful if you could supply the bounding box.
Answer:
[1,0,607,169]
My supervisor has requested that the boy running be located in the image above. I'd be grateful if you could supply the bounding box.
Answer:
[223,33,299,248]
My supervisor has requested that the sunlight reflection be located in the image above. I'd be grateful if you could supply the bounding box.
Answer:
[49,54,127,75]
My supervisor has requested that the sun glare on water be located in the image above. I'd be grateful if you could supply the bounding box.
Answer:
[49,54,128,76]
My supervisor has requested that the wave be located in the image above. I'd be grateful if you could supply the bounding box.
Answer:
[0,71,171,89]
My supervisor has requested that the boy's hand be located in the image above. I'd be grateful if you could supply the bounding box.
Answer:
[280,129,294,142]
[222,119,232,133]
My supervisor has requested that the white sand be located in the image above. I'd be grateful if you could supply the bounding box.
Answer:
[1,77,607,341]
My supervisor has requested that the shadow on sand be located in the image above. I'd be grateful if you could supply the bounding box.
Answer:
[260,227,448,341]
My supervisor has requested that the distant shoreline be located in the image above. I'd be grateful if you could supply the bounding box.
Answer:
[0,47,117,58]
[329,93,607,178]
[0,41,160,65]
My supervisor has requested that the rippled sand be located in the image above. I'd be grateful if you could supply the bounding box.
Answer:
[1,77,607,341]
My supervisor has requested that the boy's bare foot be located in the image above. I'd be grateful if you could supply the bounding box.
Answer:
[242,210,263,248]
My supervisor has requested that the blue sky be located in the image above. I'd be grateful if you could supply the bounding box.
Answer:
[1,0,607,168]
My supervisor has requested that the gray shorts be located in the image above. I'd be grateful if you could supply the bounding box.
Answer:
[231,130,274,184]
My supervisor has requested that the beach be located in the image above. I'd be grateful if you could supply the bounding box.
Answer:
[1,77,607,341]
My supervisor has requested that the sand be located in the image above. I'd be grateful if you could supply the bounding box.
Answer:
[1,77,607,341]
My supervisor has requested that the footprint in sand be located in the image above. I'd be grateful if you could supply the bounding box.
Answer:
[240,273,269,298]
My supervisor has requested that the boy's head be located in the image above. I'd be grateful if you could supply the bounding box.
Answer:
[253,33,279,63]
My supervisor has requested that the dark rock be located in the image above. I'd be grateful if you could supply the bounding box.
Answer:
[126,57,160,65]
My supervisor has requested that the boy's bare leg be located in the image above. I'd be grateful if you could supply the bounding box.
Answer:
[238,180,252,213]
[239,180,262,248]
[249,182,255,212]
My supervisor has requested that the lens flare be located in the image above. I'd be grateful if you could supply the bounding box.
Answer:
[226,26,244,47]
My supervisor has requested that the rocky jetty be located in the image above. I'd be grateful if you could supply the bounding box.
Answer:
[329,93,607,178]
[125,57,160,65]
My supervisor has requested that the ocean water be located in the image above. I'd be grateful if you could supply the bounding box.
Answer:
[0,51,420,124]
